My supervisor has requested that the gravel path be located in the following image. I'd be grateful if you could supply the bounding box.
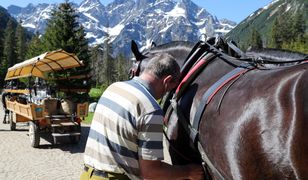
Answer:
[0,108,90,180]
[0,108,171,180]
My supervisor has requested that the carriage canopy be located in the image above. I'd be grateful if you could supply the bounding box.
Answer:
[5,50,83,80]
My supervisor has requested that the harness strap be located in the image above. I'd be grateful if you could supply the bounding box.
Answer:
[191,64,255,143]
[169,98,196,140]
[197,142,225,180]
[180,43,210,79]
[227,41,246,58]
[176,53,217,100]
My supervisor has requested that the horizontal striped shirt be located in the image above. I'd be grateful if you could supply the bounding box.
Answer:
[84,77,164,180]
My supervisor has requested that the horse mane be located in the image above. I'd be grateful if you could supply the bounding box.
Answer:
[246,48,307,61]
[146,41,195,54]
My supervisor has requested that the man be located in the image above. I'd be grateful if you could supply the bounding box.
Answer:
[1,91,10,124]
[81,53,204,180]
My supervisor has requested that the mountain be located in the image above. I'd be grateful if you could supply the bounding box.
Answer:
[7,0,236,56]
[0,6,18,33]
[226,0,308,49]
[0,6,18,60]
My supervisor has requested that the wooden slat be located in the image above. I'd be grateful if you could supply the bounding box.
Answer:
[3,89,30,94]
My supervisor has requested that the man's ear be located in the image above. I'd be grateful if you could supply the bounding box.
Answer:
[162,75,173,84]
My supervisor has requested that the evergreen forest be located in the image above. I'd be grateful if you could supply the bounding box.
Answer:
[0,2,130,98]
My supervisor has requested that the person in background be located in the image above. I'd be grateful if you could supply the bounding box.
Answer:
[1,91,10,124]
[81,53,204,180]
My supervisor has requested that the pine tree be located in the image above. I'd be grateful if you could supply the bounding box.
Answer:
[1,19,17,86]
[90,45,104,86]
[41,1,91,100]
[26,32,44,58]
[15,20,27,63]
[249,28,263,49]
[269,18,283,48]
[2,19,17,68]
[116,53,129,82]
[0,29,3,65]
[102,34,116,86]
[42,1,78,52]
[291,13,305,42]
[73,25,90,76]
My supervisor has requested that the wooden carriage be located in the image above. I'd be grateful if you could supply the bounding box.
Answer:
[3,50,89,148]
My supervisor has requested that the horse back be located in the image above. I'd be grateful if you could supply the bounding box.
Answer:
[195,63,308,179]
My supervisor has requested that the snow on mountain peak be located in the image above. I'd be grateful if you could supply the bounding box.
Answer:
[7,0,236,56]
[166,3,186,17]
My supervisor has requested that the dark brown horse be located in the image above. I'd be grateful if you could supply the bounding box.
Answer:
[130,39,308,179]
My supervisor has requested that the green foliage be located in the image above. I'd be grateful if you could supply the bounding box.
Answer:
[0,7,17,63]
[89,41,131,90]
[99,83,109,92]
[102,34,117,86]
[26,32,44,58]
[116,54,130,81]
[41,1,91,101]
[249,28,263,49]
[15,21,27,63]
[281,34,308,53]
[269,18,283,48]
[88,87,104,102]
[226,0,308,53]
[42,2,79,52]
[3,19,17,67]
[268,12,307,53]
[0,19,17,86]
[0,8,30,88]
[83,112,94,124]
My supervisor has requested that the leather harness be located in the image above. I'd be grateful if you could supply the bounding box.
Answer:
[163,42,256,179]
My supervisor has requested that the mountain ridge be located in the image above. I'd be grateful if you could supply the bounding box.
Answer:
[226,0,307,50]
[6,0,236,56]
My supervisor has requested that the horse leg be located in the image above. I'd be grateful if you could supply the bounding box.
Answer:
[3,109,7,124]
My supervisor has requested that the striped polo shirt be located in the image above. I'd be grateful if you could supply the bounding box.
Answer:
[84,77,164,180]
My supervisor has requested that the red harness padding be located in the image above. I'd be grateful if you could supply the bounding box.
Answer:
[175,53,217,100]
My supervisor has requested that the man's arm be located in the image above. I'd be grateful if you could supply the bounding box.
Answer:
[139,159,204,180]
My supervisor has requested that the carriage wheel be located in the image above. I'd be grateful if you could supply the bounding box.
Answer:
[29,121,40,148]
[10,112,16,131]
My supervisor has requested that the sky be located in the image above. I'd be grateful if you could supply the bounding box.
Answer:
[0,0,274,23]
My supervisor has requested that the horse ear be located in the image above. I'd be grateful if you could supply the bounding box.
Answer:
[131,40,146,61]
[151,42,157,48]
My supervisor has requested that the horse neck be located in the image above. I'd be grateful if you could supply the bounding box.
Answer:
[150,44,194,66]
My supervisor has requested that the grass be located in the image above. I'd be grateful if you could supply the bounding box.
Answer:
[88,88,104,102]
[80,87,103,124]
[82,112,94,124]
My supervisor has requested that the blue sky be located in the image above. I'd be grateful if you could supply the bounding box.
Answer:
[0,0,273,23]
